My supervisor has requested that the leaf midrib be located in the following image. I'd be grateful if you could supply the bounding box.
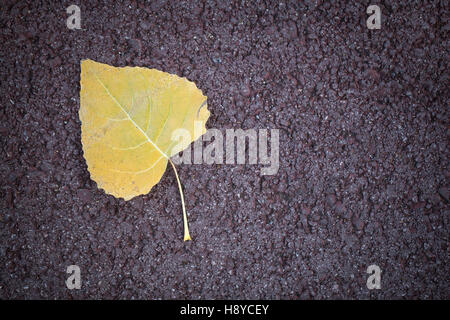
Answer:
[94,74,170,160]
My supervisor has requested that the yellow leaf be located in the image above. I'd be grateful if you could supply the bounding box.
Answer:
[79,59,210,241]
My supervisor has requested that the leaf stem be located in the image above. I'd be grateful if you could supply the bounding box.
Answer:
[168,159,191,241]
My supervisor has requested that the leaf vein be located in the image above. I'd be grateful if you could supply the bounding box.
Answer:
[94,74,169,160]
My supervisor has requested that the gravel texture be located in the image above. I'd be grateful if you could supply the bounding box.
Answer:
[0,0,449,299]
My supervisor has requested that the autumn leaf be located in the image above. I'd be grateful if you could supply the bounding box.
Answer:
[79,59,210,241]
